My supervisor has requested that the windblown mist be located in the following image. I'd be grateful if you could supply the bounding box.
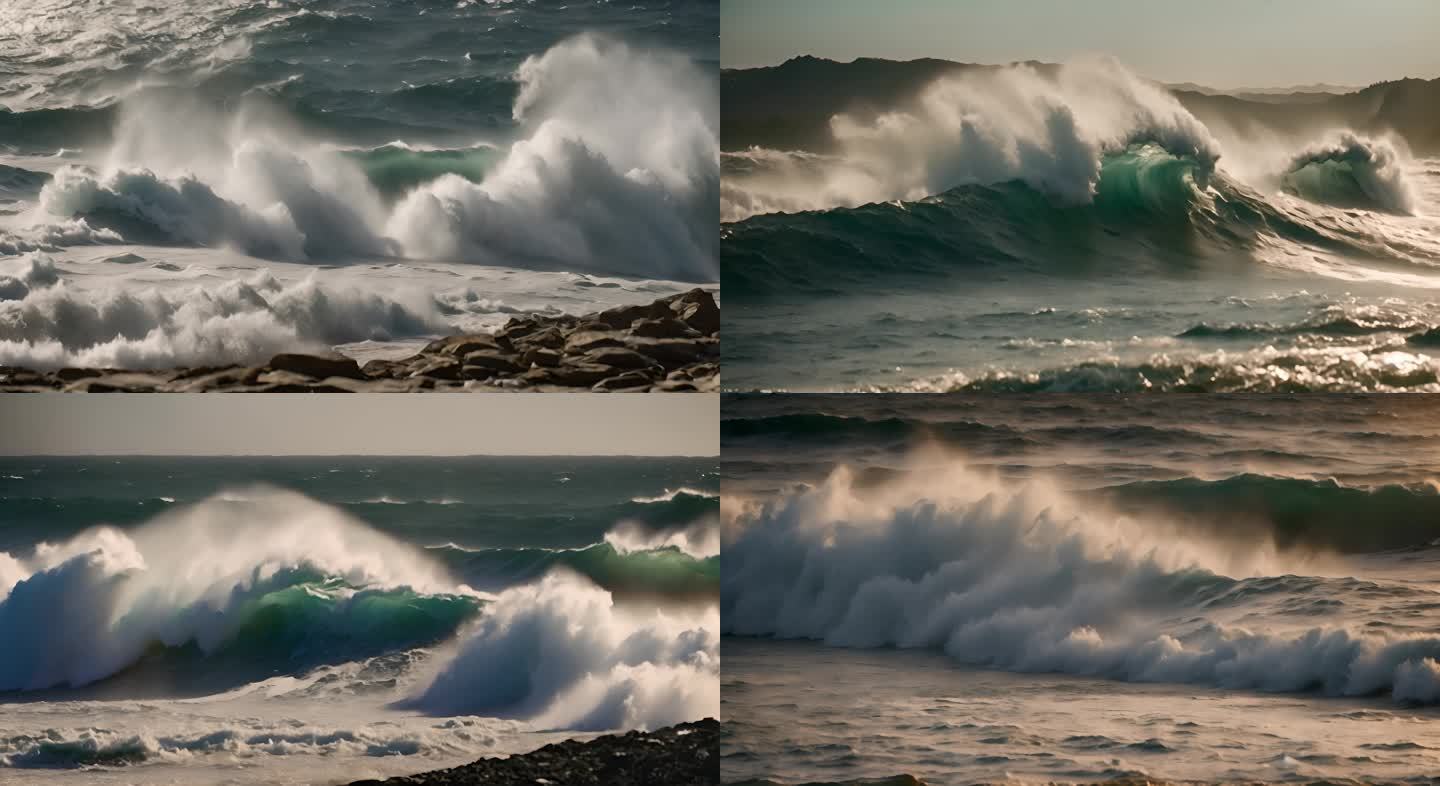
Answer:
[722,394,1440,785]
[0,0,719,369]
[721,55,1440,392]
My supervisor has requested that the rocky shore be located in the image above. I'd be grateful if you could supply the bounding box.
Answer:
[0,290,718,392]
[346,719,719,786]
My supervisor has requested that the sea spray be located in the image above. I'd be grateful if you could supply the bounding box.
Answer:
[405,572,718,731]
[1281,132,1419,214]
[387,34,719,281]
[20,35,720,282]
[722,458,1440,703]
[0,488,478,691]
[0,261,448,370]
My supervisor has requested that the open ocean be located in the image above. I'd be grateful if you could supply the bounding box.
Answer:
[722,394,1440,784]
[0,0,719,369]
[722,59,1440,393]
[0,455,719,785]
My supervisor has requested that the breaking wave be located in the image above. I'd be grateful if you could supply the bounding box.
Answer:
[722,461,1440,704]
[10,34,720,282]
[0,257,448,369]
[405,572,718,731]
[1281,133,1418,214]
[721,60,1433,298]
[0,488,479,693]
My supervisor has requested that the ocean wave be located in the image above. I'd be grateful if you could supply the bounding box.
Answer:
[11,34,720,283]
[1100,475,1440,553]
[386,34,719,281]
[0,260,450,369]
[1177,313,1430,340]
[721,413,1024,447]
[720,61,1436,298]
[870,346,1440,393]
[0,706,497,768]
[342,143,499,200]
[721,461,1440,705]
[722,57,1220,221]
[0,488,479,692]
[1281,133,1418,214]
[404,572,718,731]
[433,539,718,599]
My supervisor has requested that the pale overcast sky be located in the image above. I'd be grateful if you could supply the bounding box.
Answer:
[0,395,717,456]
[722,0,1440,88]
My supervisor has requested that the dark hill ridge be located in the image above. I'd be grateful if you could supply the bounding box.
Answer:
[722,55,1440,155]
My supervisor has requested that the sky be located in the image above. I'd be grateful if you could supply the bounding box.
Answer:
[721,0,1440,88]
[0,395,717,456]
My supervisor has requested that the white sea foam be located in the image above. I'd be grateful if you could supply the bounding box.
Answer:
[14,35,718,283]
[407,572,718,730]
[722,457,1440,703]
[0,488,471,691]
[0,262,448,369]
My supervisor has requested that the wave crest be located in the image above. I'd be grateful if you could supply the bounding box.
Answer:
[721,461,1440,704]
[405,572,718,731]
[1280,133,1419,214]
[0,488,476,692]
[722,57,1220,221]
[0,261,448,370]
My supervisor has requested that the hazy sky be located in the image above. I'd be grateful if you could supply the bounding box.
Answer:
[0,395,717,456]
[722,0,1440,87]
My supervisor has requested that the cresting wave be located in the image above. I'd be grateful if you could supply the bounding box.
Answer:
[721,460,1440,704]
[7,34,720,282]
[1281,133,1418,215]
[403,572,719,732]
[0,488,478,692]
[0,255,453,369]
[0,487,720,735]
[721,59,1436,293]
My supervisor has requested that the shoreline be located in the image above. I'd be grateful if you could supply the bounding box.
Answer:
[0,290,719,393]
[347,719,719,786]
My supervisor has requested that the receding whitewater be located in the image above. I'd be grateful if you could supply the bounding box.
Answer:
[722,395,1440,785]
[0,456,719,785]
[0,0,719,369]
[721,59,1440,393]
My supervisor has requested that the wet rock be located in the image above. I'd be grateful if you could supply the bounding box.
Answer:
[593,370,655,390]
[627,337,717,369]
[631,316,701,339]
[268,353,366,381]
[581,347,661,371]
[345,719,719,786]
[65,373,166,392]
[667,288,720,335]
[565,330,627,353]
[523,348,563,368]
[515,326,565,350]
[460,350,524,374]
[410,357,465,381]
[528,362,617,387]
[596,299,671,330]
[425,333,511,356]
[55,367,105,382]
[36,291,719,392]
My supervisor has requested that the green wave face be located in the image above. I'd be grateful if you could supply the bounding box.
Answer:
[220,574,483,658]
[104,569,484,690]
[344,145,499,199]
[447,542,718,599]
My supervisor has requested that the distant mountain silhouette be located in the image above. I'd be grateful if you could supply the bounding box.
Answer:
[722,56,1440,155]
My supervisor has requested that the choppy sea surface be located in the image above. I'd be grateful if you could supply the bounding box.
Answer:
[0,455,719,785]
[722,394,1440,784]
[722,60,1440,393]
[0,0,719,368]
